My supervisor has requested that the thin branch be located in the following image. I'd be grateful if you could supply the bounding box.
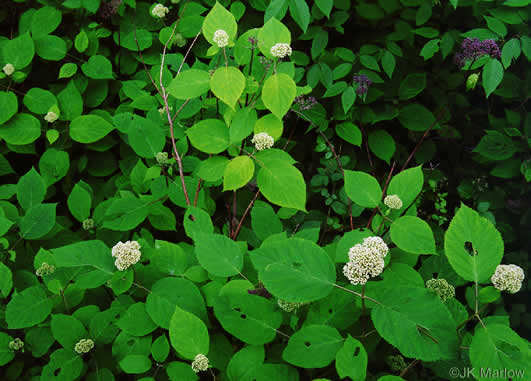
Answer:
[332,283,382,305]
[400,359,420,378]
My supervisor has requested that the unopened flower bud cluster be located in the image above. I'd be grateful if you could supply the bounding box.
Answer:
[343,236,388,285]
[386,355,407,372]
[384,194,403,210]
[83,218,94,230]
[74,338,94,354]
[426,278,455,301]
[277,299,305,312]
[111,240,141,271]
[270,43,292,58]
[156,152,169,165]
[191,353,209,373]
[9,338,24,351]
[491,264,524,294]
[213,30,229,48]
[36,262,56,277]
[3,63,15,76]
[151,3,169,18]
[44,111,59,123]
[251,132,274,151]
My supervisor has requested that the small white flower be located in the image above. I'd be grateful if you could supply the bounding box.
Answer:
[74,339,94,354]
[384,194,403,210]
[251,132,274,151]
[151,3,169,18]
[213,29,229,48]
[44,111,59,123]
[111,240,142,271]
[360,236,389,258]
[491,264,524,294]
[3,63,15,76]
[270,43,292,59]
[191,354,209,373]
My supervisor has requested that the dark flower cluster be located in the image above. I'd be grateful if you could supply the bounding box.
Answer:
[454,38,500,68]
[352,74,373,95]
[294,95,318,111]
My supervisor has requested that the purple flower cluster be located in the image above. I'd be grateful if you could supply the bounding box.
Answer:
[353,74,373,95]
[294,95,318,111]
[454,38,500,68]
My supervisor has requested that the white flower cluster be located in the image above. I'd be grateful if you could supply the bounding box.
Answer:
[191,353,209,373]
[9,338,24,351]
[74,338,94,354]
[384,194,403,210]
[270,43,292,58]
[3,63,15,76]
[156,152,169,165]
[343,236,388,285]
[491,264,524,294]
[44,111,59,123]
[426,278,455,301]
[213,29,229,48]
[151,3,169,18]
[36,262,56,277]
[277,299,304,312]
[251,132,274,151]
[111,240,141,271]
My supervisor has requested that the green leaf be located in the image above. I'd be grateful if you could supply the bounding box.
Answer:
[198,156,229,182]
[473,130,516,160]
[250,238,335,303]
[169,305,209,360]
[390,216,436,254]
[39,148,69,185]
[251,200,282,241]
[265,0,289,22]
[231,107,257,143]
[256,158,306,211]
[387,165,424,210]
[34,35,66,61]
[41,349,83,380]
[0,91,18,125]
[336,336,367,380]
[420,39,440,60]
[227,345,265,381]
[501,38,521,69]
[67,182,92,222]
[381,50,395,78]
[341,86,356,114]
[150,240,188,276]
[336,122,361,146]
[444,204,503,283]
[187,119,230,154]
[469,323,531,379]
[30,6,62,38]
[184,207,214,241]
[0,332,15,366]
[127,117,165,158]
[81,55,113,79]
[315,0,333,18]
[202,1,238,46]
[6,285,53,329]
[224,156,255,191]
[70,115,114,143]
[17,167,46,211]
[214,293,282,345]
[51,314,87,350]
[119,355,152,374]
[482,58,503,98]
[168,69,211,100]
[399,73,426,100]
[152,335,170,363]
[0,113,41,145]
[23,87,57,115]
[117,302,157,336]
[344,170,382,208]
[257,18,291,59]
[58,63,78,79]
[102,197,149,231]
[262,73,297,120]
[166,361,199,381]
[19,203,56,239]
[58,81,83,121]
[195,233,244,277]
[289,0,310,33]
[0,262,13,298]
[371,287,458,361]
[368,130,395,164]
[282,325,343,368]
[254,113,283,141]
[2,32,35,69]
[74,30,88,52]
[360,55,380,71]
[210,67,245,110]
[398,104,438,131]
[484,16,507,38]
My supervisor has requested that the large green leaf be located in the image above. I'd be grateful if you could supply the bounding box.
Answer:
[399,73,426,100]
[202,1,238,46]
[2,32,34,69]
[344,170,382,208]
[51,314,87,350]
[195,233,244,277]
[398,104,438,131]
[368,130,395,164]
[70,115,114,143]
[371,287,458,361]
[282,325,343,368]
[0,113,41,144]
[250,238,335,303]
[127,116,165,158]
[261,73,296,120]
[0,332,14,366]
[167,69,211,100]
[251,200,283,241]
[0,91,18,125]
[30,6,62,38]
[289,0,310,33]
[210,67,245,110]
[335,336,367,380]
[119,355,152,374]
[223,156,255,191]
[117,303,157,336]
[227,345,265,381]
[187,119,230,154]
[230,107,257,143]
[257,18,291,59]
[386,165,424,210]
[17,167,46,211]
[336,122,362,147]
[6,285,53,329]
[482,58,503,98]
[390,216,436,254]
[81,55,113,79]
[67,182,92,222]
[102,197,150,231]
[19,203,56,239]
[444,204,503,283]
[169,305,209,360]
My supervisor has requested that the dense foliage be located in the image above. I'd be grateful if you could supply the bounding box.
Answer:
[0,0,529,380]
